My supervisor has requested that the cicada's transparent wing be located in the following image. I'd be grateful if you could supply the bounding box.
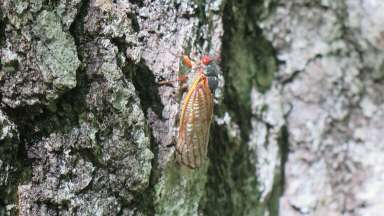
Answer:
[176,75,214,168]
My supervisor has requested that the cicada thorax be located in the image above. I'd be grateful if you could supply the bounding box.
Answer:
[203,62,220,92]
[175,53,219,169]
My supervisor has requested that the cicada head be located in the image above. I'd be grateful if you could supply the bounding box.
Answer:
[181,52,222,95]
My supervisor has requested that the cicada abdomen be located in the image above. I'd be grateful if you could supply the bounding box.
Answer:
[175,72,214,168]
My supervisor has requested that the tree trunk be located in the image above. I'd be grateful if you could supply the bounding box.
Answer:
[0,0,382,215]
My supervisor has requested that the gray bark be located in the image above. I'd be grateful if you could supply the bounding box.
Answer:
[260,1,384,215]
[0,0,382,216]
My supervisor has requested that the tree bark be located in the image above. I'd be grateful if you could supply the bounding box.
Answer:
[261,1,384,215]
[0,0,382,216]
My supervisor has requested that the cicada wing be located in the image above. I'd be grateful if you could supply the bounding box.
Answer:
[176,76,213,168]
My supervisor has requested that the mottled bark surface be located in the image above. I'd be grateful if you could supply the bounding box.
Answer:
[0,0,383,216]
[260,1,384,215]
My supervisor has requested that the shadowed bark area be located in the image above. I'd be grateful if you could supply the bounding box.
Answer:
[203,0,281,216]
[1,0,384,216]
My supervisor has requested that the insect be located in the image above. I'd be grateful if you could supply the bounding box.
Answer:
[175,53,220,168]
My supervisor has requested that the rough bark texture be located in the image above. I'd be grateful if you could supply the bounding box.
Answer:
[0,0,383,216]
[259,1,384,215]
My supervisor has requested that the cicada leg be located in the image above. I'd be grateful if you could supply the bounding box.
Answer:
[158,75,190,103]
[158,75,188,86]
[157,50,199,87]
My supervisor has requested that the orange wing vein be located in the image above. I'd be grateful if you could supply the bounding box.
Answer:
[176,74,214,168]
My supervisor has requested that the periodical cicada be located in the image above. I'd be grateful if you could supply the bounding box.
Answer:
[175,53,220,168]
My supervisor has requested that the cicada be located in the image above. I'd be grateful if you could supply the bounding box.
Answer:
[175,54,220,168]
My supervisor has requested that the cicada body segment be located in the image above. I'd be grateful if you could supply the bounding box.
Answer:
[176,73,214,168]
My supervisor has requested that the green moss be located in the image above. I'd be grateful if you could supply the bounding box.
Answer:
[373,61,384,80]
[226,25,276,109]
[154,161,208,216]
[220,0,277,111]
[33,10,80,99]
[111,88,129,112]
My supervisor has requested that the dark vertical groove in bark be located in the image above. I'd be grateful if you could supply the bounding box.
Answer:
[0,14,5,48]
[204,0,258,215]
[278,125,289,193]
[204,0,282,215]
[122,60,162,215]
[69,0,89,62]
[125,60,164,118]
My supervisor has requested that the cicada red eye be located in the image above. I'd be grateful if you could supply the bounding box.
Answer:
[201,55,213,65]
[176,73,214,168]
